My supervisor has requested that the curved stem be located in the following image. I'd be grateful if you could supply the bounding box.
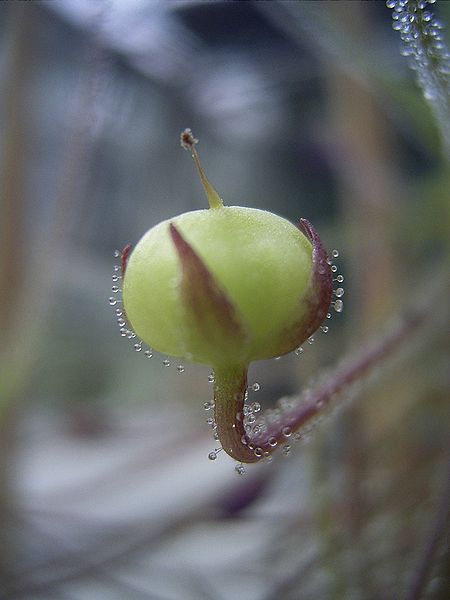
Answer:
[213,364,259,463]
[214,290,436,464]
[251,308,426,455]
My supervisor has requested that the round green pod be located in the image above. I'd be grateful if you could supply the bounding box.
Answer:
[122,205,313,366]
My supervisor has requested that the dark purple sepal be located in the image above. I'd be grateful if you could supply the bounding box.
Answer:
[274,218,333,356]
[170,223,247,364]
[297,218,333,338]
[121,244,132,277]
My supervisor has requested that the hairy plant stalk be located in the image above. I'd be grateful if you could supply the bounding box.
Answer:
[388,0,450,155]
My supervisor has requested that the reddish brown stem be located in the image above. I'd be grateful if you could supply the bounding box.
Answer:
[213,364,259,463]
[251,309,425,455]
[215,306,427,464]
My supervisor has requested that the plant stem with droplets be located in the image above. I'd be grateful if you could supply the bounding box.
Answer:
[213,364,259,463]
[389,0,450,156]
[213,266,445,464]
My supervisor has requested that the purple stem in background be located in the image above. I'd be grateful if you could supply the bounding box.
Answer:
[250,307,426,453]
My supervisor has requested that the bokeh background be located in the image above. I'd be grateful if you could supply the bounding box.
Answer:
[0,1,449,599]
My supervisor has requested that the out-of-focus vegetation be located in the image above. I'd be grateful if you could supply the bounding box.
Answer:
[0,1,448,599]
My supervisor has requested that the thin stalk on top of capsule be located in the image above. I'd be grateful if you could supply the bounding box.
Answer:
[180,128,224,210]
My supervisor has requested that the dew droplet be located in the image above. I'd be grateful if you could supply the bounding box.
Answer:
[204,402,212,411]
[134,343,142,352]
[112,274,120,282]
[334,299,344,313]
[326,312,332,319]
[332,249,339,258]
[206,417,215,426]
[295,347,304,356]
[307,337,314,345]
[108,297,117,306]
[115,308,123,316]
[117,318,126,327]
[144,349,153,358]
[127,331,136,339]
[252,402,261,413]
[282,444,291,456]
[163,358,170,367]
[335,274,344,283]
[321,325,329,333]
[235,464,246,475]
[254,447,264,458]
[111,286,120,293]
[335,287,345,298]
[113,264,120,272]
[251,383,260,392]
[268,436,278,447]
[207,373,215,383]
[282,426,292,438]
[113,249,120,258]
[119,327,127,337]
[177,364,185,373]
[331,265,338,273]
[208,451,217,461]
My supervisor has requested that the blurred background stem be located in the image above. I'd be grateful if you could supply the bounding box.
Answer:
[0,1,105,584]
[317,2,413,598]
[0,2,32,583]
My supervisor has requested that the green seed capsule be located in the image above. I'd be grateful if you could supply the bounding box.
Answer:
[123,205,315,365]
